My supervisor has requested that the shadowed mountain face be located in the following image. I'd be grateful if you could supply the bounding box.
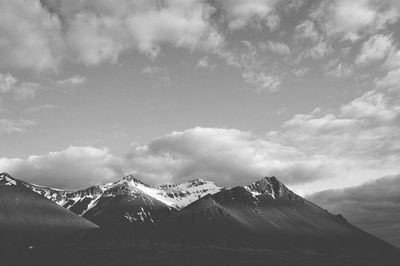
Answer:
[81,176,177,228]
[0,173,98,247]
[158,177,397,257]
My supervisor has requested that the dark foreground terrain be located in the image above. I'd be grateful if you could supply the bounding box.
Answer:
[1,226,398,266]
[1,243,399,266]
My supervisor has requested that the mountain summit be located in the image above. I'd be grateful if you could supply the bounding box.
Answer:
[245,176,303,201]
[0,172,18,186]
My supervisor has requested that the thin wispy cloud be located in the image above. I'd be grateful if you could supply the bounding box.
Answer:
[26,104,57,114]
[0,72,40,101]
[56,76,87,87]
[0,118,35,134]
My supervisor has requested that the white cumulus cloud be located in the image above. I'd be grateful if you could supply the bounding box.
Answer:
[356,34,394,65]
[0,146,125,190]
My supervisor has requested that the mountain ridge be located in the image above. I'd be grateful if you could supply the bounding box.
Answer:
[0,172,361,226]
[3,172,223,227]
[1,172,399,265]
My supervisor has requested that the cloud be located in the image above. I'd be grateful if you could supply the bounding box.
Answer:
[0,0,225,70]
[267,41,291,55]
[26,104,57,114]
[0,98,4,112]
[141,66,166,75]
[56,75,87,86]
[41,0,223,65]
[221,41,282,93]
[287,0,400,78]
[356,34,394,65]
[281,90,400,157]
[125,127,338,187]
[0,146,125,190]
[308,174,400,247]
[0,118,35,134]
[294,20,332,59]
[307,41,332,58]
[375,68,400,90]
[141,66,170,88]
[315,0,377,41]
[272,88,400,194]
[0,0,62,71]
[214,0,280,30]
[0,0,306,73]
[195,56,216,70]
[0,127,339,190]
[0,1,399,197]
[0,72,40,101]
[1,73,399,192]
[11,82,39,101]
[0,0,398,93]
[1,86,399,193]
[376,47,400,92]
[311,0,399,42]
[293,67,309,78]
[295,20,320,43]
[324,60,354,78]
[340,90,399,122]
[384,48,400,70]
[0,73,17,93]
[242,71,281,93]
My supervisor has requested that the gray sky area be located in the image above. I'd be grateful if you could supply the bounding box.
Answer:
[0,0,400,246]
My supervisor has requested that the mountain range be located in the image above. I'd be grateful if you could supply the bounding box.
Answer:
[0,172,398,266]
[27,174,222,228]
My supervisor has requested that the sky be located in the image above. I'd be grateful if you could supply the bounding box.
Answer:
[0,0,400,246]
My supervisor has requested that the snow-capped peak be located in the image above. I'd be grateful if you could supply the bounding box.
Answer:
[121,174,144,184]
[245,176,280,199]
[0,172,17,186]
[100,176,223,209]
[159,177,220,189]
[186,178,209,186]
[245,176,302,201]
[157,178,223,209]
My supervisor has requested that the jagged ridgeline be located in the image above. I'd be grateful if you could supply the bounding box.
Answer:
[26,174,222,228]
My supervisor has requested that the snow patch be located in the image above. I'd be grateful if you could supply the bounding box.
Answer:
[81,195,101,215]
[0,173,17,186]
[124,212,137,222]
[4,177,17,186]
[157,179,222,209]
[244,186,262,198]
